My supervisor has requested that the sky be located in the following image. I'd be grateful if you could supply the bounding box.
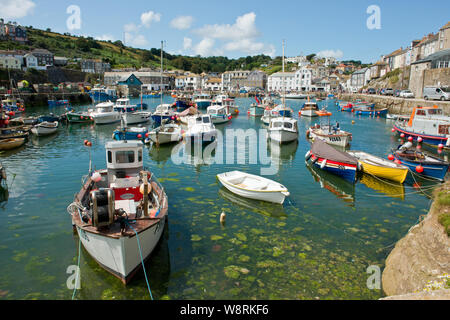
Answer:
[1,0,449,63]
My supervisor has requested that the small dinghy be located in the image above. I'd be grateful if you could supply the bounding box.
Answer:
[0,138,26,150]
[217,171,290,204]
[347,150,408,183]
[31,121,59,136]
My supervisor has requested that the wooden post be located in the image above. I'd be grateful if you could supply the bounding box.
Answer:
[142,172,149,217]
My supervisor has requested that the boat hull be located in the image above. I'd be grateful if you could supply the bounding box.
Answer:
[359,160,408,184]
[195,100,212,109]
[66,113,93,123]
[124,112,151,125]
[0,138,26,150]
[92,113,121,125]
[301,109,318,117]
[31,122,58,136]
[76,217,166,284]
[249,106,265,117]
[393,124,448,146]
[394,154,448,181]
[89,92,117,102]
[268,129,298,144]
[308,130,351,148]
[210,114,231,124]
[151,115,173,126]
[219,181,287,204]
[310,155,357,183]
[354,108,388,117]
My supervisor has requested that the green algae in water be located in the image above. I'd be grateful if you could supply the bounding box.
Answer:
[224,265,241,279]
[211,235,223,241]
[235,233,247,241]
[191,235,202,242]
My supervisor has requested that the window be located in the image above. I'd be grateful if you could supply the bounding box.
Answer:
[416,110,426,116]
[138,150,142,162]
[107,151,112,163]
[439,125,450,135]
[116,151,135,164]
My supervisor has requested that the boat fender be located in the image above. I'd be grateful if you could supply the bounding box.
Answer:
[320,159,327,169]
[305,150,311,161]
[311,157,319,165]
[357,162,362,172]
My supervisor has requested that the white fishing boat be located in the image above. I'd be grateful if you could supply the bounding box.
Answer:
[300,101,319,117]
[184,114,217,145]
[284,93,307,100]
[268,117,299,143]
[261,108,280,125]
[307,117,352,148]
[68,140,168,284]
[114,98,151,125]
[178,106,201,125]
[217,171,290,204]
[267,40,299,144]
[30,121,59,136]
[221,98,240,115]
[207,104,231,124]
[91,101,121,125]
[147,122,182,145]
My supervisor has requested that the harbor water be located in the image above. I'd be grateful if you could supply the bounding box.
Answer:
[0,96,440,300]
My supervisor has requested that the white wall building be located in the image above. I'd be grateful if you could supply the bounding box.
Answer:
[24,53,38,70]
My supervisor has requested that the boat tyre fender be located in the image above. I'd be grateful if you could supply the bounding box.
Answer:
[305,150,312,161]
[320,159,327,169]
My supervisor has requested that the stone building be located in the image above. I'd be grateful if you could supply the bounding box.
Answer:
[438,21,450,51]
[409,49,450,97]
[31,49,54,70]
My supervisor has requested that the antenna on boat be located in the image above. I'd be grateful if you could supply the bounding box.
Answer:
[160,40,164,107]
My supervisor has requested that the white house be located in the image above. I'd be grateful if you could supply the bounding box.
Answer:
[0,56,22,70]
[295,66,313,91]
[24,53,38,70]
[267,72,296,92]
[203,77,222,92]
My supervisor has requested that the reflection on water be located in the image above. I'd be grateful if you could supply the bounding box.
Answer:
[359,174,405,200]
[305,162,355,205]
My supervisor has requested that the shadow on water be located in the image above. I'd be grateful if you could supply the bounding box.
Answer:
[218,187,288,219]
[0,185,9,206]
[148,143,176,164]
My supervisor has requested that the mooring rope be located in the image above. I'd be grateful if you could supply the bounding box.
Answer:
[125,220,154,300]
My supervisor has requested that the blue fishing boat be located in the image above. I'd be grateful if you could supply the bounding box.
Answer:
[113,126,148,141]
[152,104,177,126]
[88,87,117,102]
[306,138,359,183]
[393,143,449,181]
[354,106,388,117]
[38,114,60,123]
[194,93,212,109]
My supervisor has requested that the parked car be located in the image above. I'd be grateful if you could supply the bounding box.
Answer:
[423,86,450,101]
[399,90,414,98]
[367,88,376,94]
[384,88,394,96]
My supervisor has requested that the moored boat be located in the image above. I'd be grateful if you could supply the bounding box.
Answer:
[151,104,176,126]
[217,171,290,204]
[91,102,121,125]
[393,106,450,147]
[307,122,352,148]
[0,138,26,150]
[206,104,231,124]
[347,150,408,183]
[306,138,359,183]
[31,121,59,136]
[300,101,319,117]
[267,117,299,144]
[113,126,148,141]
[68,140,168,284]
[393,142,449,182]
[146,122,182,145]
[184,114,217,146]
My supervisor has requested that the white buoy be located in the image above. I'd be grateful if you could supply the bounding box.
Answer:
[220,212,226,225]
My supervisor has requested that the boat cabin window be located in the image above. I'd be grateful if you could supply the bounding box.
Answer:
[416,110,426,116]
[116,151,135,164]
[272,122,282,128]
[284,122,293,129]
[108,151,112,163]
[439,125,450,135]
[428,109,442,115]
[138,149,142,162]
[203,117,210,123]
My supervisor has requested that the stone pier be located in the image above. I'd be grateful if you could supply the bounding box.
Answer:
[338,93,450,116]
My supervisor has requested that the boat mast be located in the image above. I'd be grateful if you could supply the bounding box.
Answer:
[160,40,163,107]
[282,39,286,118]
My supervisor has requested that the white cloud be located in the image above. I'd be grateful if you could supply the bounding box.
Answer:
[194,38,224,57]
[317,49,344,59]
[125,32,149,47]
[224,39,275,57]
[0,0,35,19]
[194,12,260,41]
[183,37,192,50]
[170,16,194,30]
[124,23,139,32]
[141,11,161,28]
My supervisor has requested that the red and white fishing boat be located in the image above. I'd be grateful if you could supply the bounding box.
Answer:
[68,140,168,284]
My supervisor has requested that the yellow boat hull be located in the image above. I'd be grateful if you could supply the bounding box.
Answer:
[359,160,408,184]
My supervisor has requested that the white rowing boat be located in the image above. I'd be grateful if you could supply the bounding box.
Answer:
[217,171,290,204]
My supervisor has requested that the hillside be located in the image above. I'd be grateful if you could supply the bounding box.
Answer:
[0,27,275,74]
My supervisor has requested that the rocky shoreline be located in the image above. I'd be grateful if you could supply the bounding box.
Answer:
[381,184,450,300]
